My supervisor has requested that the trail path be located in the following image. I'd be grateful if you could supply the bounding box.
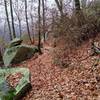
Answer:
[16,37,100,100]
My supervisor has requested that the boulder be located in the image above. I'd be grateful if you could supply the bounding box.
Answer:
[3,44,38,66]
[0,68,31,100]
[9,38,23,48]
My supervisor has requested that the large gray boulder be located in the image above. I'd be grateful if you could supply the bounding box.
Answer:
[0,68,31,100]
[9,38,23,48]
[3,38,38,66]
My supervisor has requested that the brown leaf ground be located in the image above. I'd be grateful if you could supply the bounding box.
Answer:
[15,35,100,100]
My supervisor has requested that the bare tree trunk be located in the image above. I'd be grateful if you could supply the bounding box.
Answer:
[55,0,63,17]
[13,0,22,38]
[81,0,87,8]
[38,0,42,54]
[51,13,55,32]
[30,14,34,43]
[13,12,22,38]
[30,0,34,43]
[4,0,12,40]
[75,0,81,11]
[10,0,16,38]
[18,17,22,38]
[74,0,85,26]
[42,0,46,42]
[25,0,33,43]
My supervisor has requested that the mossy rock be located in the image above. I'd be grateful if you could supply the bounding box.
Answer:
[9,38,23,48]
[0,68,31,100]
[3,44,38,67]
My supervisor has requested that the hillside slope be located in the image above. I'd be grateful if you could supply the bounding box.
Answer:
[15,34,100,100]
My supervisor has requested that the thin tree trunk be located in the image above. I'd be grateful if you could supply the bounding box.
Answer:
[74,0,85,26]
[51,13,54,32]
[30,14,34,42]
[42,0,46,42]
[25,0,33,44]
[10,0,16,38]
[30,0,34,43]
[13,0,22,38]
[18,17,22,38]
[38,0,42,54]
[75,0,81,11]
[4,0,12,40]
[81,0,87,8]
[55,0,63,17]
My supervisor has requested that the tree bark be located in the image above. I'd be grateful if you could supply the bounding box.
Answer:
[30,0,34,43]
[4,0,12,40]
[18,17,22,38]
[13,0,22,38]
[25,0,33,43]
[38,0,42,54]
[74,0,85,26]
[10,0,16,38]
[30,14,34,43]
[42,0,46,42]
[75,0,81,11]
[81,0,87,8]
[55,0,63,17]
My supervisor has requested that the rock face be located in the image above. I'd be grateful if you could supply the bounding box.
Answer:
[3,38,38,67]
[9,38,23,47]
[0,68,31,100]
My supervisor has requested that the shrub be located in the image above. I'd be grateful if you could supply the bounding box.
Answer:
[52,1,100,68]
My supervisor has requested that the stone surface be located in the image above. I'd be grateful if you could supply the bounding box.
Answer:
[0,68,31,100]
[9,38,23,48]
[3,44,38,66]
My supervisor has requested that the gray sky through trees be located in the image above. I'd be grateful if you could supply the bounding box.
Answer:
[0,0,55,41]
[0,0,91,40]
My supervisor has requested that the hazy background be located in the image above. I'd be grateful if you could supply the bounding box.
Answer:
[0,0,55,42]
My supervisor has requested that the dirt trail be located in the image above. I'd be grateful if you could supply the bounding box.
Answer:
[17,37,100,100]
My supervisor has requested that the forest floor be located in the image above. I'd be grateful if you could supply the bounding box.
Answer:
[16,34,100,100]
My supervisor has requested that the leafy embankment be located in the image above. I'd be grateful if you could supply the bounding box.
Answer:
[15,34,100,100]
